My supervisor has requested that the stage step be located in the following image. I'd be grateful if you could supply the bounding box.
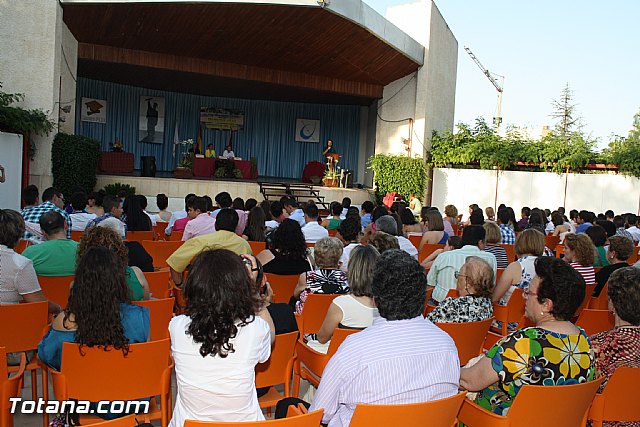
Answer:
[258,181,329,210]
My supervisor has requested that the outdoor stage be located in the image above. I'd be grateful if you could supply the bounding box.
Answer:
[96,174,375,213]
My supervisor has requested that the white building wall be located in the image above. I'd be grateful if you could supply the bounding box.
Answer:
[432,168,640,219]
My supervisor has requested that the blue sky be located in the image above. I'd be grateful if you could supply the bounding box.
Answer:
[363,0,640,148]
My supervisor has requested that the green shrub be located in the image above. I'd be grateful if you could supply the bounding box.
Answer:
[103,183,136,196]
[51,133,100,197]
[367,154,428,201]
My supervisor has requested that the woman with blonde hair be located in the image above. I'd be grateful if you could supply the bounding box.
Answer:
[563,233,596,286]
[444,204,459,226]
[493,228,545,305]
[485,207,495,222]
[418,211,449,250]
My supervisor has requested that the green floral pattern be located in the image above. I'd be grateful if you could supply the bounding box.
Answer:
[475,327,595,415]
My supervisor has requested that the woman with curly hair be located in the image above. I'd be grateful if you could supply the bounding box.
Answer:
[169,249,275,425]
[256,219,312,275]
[77,227,150,300]
[38,246,150,371]
[563,233,596,286]
[461,256,594,415]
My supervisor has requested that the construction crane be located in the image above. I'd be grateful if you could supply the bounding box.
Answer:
[464,46,504,131]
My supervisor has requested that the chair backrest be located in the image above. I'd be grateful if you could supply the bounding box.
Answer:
[70,230,84,242]
[143,270,173,299]
[328,229,338,237]
[126,230,156,243]
[0,346,25,427]
[14,240,29,254]
[153,222,169,239]
[574,283,596,318]
[37,275,74,308]
[408,234,422,250]
[590,367,640,424]
[451,223,461,236]
[248,240,267,254]
[298,294,339,334]
[496,268,504,282]
[544,235,560,251]
[497,244,516,263]
[507,378,604,425]
[132,298,175,341]
[141,240,184,269]
[255,331,298,389]
[305,242,315,248]
[168,231,184,241]
[589,283,609,310]
[418,243,445,263]
[82,414,139,426]
[556,244,565,258]
[576,309,614,336]
[184,409,323,426]
[0,301,49,352]
[265,273,298,304]
[326,328,360,357]
[436,318,494,365]
[55,339,171,401]
[628,246,640,265]
[350,392,466,427]
[504,287,526,323]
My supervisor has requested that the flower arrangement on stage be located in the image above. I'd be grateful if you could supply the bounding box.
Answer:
[177,138,195,170]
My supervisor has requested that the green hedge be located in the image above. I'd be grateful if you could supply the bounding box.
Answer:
[103,183,136,196]
[367,154,428,201]
[51,133,100,197]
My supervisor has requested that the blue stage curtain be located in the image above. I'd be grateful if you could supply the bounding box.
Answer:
[75,78,361,179]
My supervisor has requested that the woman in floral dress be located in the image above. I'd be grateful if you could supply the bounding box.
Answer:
[590,266,640,427]
[460,256,595,415]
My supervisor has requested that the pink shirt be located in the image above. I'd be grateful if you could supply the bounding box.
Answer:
[173,217,191,233]
[183,213,216,241]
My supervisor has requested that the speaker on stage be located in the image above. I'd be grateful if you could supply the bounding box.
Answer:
[141,156,156,177]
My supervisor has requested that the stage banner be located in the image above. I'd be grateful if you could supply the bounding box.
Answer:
[295,118,320,143]
[80,97,107,123]
[139,96,165,144]
[200,107,244,130]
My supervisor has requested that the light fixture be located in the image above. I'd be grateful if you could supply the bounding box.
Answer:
[60,105,71,114]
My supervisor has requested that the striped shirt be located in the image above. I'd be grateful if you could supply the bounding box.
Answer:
[499,224,516,245]
[485,245,509,269]
[21,202,72,240]
[570,262,596,285]
[309,316,459,427]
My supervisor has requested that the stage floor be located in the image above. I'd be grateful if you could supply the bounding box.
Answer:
[96,173,374,213]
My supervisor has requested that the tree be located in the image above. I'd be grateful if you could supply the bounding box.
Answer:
[628,109,640,143]
[550,83,579,138]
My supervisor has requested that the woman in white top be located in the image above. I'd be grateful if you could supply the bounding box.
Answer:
[307,245,380,353]
[169,250,275,427]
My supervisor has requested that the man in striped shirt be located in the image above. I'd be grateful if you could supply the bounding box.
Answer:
[309,250,460,427]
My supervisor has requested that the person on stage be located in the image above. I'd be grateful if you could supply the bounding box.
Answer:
[223,144,235,159]
[322,139,336,158]
[205,144,216,158]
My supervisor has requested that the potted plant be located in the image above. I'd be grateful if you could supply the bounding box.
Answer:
[174,139,194,179]
[323,168,339,187]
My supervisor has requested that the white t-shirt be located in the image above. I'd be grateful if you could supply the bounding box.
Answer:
[339,242,361,272]
[302,222,329,243]
[397,236,419,259]
[69,212,97,231]
[0,245,41,304]
[169,314,271,427]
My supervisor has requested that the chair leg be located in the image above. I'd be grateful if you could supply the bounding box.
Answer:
[31,369,38,400]
[42,367,49,427]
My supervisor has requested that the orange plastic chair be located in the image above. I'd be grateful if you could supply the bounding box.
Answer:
[628,246,640,265]
[452,223,461,236]
[49,339,173,427]
[350,392,467,427]
[589,367,640,426]
[79,414,140,426]
[459,378,605,427]
[295,293,339,335]
[141,240,184,269]
[574,283,596,318]
[143,270,173,299]
[37,275,74,308]
[544,235,560,251]
[576,309,614,336]
[497,244,516,263]
[167,231,184,241]
[154,222,169,239]
[408,234,422,250]
[556,244,565,258]
[70,230,84,242]
[292,328,360,397]
[0,347,26,427]
[248,240,267,254]
[14,240,29,254]
[436,318,494,365]
[491,288,526,336]
[328,229,338,237]
[132,298,175,341]
[0,301,49,402]
[265,273,299,304]
[496,268,504,282]
[184,408,323,426]
[255,331,298,411]
[418,243,445,263]
[305,242,315,248]
[424,289,458,316]
[589,283,608,310]
[126,230,156,243]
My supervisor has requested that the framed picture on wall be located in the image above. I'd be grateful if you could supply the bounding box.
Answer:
[80,98,107,123]
[295,118,320,143]
[139,96,165,144]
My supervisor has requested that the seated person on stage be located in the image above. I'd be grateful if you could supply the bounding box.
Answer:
[165,193,195,236]
[183,196,216,241]
[275,249,460,424]
[85,194,126,237]
[428,225,497,304]
[375,215,418,259]
[222,144,235,159]
[460,257,594,416]
[205,143,216,158]
[306,245,379,353]
[426,256,494,324]
[409,193,423,216]
[22,211,78,277]
[257,219,312,275]
[173,195,197,234]
[302,204,328,244]
[294,237,349,315]
[68,192,97,231]
[167,208,252,287]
